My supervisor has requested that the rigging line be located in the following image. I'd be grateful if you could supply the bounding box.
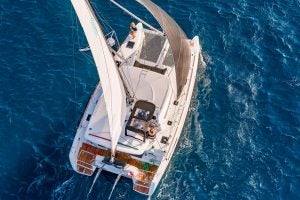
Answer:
[113,30,121,49]
[91,1,113,34]
[97,10,112,33]
[81,53,96,67]
[96,7,111,32]
[75,11,83,50]
[71,2,78,115]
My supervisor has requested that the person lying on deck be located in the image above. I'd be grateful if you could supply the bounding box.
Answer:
[130,22,137,39]
[146,119,161,139]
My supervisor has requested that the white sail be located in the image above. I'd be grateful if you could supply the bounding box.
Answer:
[71,0,126,158]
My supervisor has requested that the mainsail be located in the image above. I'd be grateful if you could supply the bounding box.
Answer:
[71,0,126,158]
[136,0,191,98]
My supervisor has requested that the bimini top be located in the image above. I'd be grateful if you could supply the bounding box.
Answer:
[125,100,155,142]
[136,0,191,99]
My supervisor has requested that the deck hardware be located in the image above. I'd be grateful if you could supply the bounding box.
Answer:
[161,136,169,144]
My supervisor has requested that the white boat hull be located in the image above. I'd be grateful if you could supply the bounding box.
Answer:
[69,34,204,195]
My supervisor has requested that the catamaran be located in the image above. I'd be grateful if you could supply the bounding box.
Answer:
[69,0,205,197]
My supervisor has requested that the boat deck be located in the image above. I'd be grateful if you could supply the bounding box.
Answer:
[77,143,158,195]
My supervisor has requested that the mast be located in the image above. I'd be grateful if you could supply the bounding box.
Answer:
[71,0,126,160]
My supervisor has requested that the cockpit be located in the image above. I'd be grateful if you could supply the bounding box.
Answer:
[125,100,160,142]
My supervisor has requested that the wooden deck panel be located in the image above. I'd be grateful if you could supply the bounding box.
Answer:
[135,180,151,187]
[77,143,158,194]
[133,184,150,194]
[78,143,158,172]
[77,165,93,175]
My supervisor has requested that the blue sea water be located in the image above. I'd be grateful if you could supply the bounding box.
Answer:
[0,0,299,199]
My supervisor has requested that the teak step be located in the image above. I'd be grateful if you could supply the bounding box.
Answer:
[77,160,93,169]
[76,143,98,175]
[135,180,151,187]
[133,184,150,195]
[77,165,93,175]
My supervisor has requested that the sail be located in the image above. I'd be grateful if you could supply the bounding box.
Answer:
[71,0,126,157]
[136,0,191,98]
